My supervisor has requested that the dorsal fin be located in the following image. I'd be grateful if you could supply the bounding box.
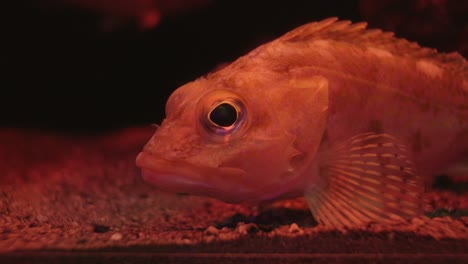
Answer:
[280,17,467,76]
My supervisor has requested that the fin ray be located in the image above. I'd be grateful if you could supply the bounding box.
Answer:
[305,133,424,228]
[281,18,467,75]
[329,167,422,205]
[326,189,373,225]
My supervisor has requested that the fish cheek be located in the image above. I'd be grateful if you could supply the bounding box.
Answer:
[218,138,300,188]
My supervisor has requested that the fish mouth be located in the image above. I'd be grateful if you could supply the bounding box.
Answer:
[135,151,247,201]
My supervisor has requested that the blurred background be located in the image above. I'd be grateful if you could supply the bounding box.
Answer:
[2,0,467,133]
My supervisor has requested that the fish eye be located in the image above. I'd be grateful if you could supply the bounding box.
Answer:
[197,90,249,141]
[208,103,238,128]
[203,98,246,136]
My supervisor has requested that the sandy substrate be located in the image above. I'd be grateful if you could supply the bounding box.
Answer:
[0,127,467,263]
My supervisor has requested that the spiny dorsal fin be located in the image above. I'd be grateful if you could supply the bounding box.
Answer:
[281,17,467,76]
[305,133,425,228]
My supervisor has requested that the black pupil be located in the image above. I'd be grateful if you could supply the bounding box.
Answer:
[209,103,238,127]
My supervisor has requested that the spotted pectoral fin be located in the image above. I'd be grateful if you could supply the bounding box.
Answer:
[304,133,425,228]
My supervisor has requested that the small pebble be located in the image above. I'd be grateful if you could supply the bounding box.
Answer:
[411,218,425,226]
[236,223,258,235]
[288,223,303,234]
[36,214,49,223]
[433,217,452,223]
[460,216,468,223]
[176,238,192,245]
[218,232,238,241]
[203,235,216,243]
[219,227,230,233]
[205,225,219,236]
[110,233,123,241]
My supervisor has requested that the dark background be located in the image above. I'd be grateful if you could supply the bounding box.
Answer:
[2,0,467,133]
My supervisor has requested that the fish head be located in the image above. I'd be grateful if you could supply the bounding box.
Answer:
[136,45,329,203]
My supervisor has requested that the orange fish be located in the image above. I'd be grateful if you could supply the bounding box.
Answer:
[136,18,468,227]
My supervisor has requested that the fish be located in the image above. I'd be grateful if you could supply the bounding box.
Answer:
[136,17,468,228]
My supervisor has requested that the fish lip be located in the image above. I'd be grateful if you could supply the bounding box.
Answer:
[135,151,246,200]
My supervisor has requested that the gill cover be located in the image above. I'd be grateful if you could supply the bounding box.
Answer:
[215,70,330,199]
[283,70,329,176]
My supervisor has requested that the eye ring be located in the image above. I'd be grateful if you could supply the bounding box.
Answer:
[207,102,239,129]
[205,99,244,135]
[196,90,250,142]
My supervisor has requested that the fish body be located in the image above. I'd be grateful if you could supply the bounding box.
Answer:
[136,18,468,227]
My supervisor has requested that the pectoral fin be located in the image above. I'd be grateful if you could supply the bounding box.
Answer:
[305,133,425,228]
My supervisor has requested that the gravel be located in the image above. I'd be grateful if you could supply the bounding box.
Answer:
[0,127,466,263]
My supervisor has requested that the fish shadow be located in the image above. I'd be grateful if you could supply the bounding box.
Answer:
[215,208,318,232]
[432,175,467,194]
